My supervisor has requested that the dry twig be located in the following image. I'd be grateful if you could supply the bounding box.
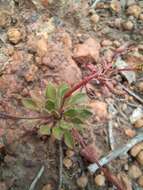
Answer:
[58,140,63,190]
[119,84,143,104]
[88,133,143,173]
[29,165,45,190]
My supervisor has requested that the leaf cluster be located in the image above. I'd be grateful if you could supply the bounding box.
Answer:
[22,83,92,148]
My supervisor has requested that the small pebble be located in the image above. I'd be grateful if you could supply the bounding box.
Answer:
[76,176,88,188]
[128,165,142,179]
[114,18,122,29]
[138,175,143,187]
[63,158,72,169]
[137,82,143,93]
[113,40,121,48]
[137,151,143,165]
[130,142,143,157]
[90,14,100,24]
[124,128,136,138]
[95,174,105,186]
[101,39,112,46]
[0,11,11,28]
[134,118,143,128]
[126,5,141,18]
[7,28,22,44]
[122,20,134,31]
[66,150,74,158]
[42,184,52,190]
[139,13,143,21]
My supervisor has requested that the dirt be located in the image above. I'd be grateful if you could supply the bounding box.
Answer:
[0,0,143,190]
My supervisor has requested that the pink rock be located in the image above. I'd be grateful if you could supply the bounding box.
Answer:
[73,37,100,64]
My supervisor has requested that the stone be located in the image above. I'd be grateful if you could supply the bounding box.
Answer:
[139,13,143,21]
[0,11,11,28]
[137,82,143,93]
[36,38,48,56]
[24,64,38,82]
[137,151,143,165]
[126,0,136,7]
[90,14,100,24]
[73,37,101,63]
[134,118,143,128]
[42,184,52,190]
[77,176,88,188]
[59,58,82,86]
[101,39,113,46]
[110,0,121,13]
[66,150,74,158]
[130,142,143,157]
[118,172,132,190]
[124,128,136,138]
[7,28,22,44]
[138,175,143,187]
[128,165,142,179]
[126,5,141,18]
[94,174,105,186]
[113,40,121,48]
[114,18,122,29]
[63,158,72,169]
[122,21,134,31]
[89,101,108,121]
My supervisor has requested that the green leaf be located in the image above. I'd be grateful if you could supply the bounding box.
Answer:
[64,109,78,117]
[39,125,51,135]
[45,83,56,101]
[45,99,55,111]
[78,109,92,119]
[64,131,74,148]
[52,127,64,140]
[71,117,83,124]
[68,93,87,105]
[59,120,72,130]
[22,98,38,111]
[58,83,69,98]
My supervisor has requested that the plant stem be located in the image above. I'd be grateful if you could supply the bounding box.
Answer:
[0,111,52,120]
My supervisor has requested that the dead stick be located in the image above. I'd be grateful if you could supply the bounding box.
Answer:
[88,133,143,173]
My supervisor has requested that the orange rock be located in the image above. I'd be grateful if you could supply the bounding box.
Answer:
[134,118,143,128]
[122,21,134,31]
[128,165,142,179]
[95,174,105,186]
[63,158,72,169]
[126,5,141,18]
[138,175,143,187]
[41,0,49,6]
[130,142,143,157]
[77,176,88,188]
[36,38,48,56]
[25,64,38,82]
[124,128,136,138]
[101,39,112,46]
[110,0,121,13]
[137,151,143,165]
[73,37,100,63]
[89,101,108,121]
[137,82,143,93]
[7,28,22,44]
[139,13,143,21]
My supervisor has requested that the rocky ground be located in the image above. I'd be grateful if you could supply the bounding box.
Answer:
[0,0,143,190]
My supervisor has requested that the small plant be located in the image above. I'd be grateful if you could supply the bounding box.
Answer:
[22,83,92,148]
